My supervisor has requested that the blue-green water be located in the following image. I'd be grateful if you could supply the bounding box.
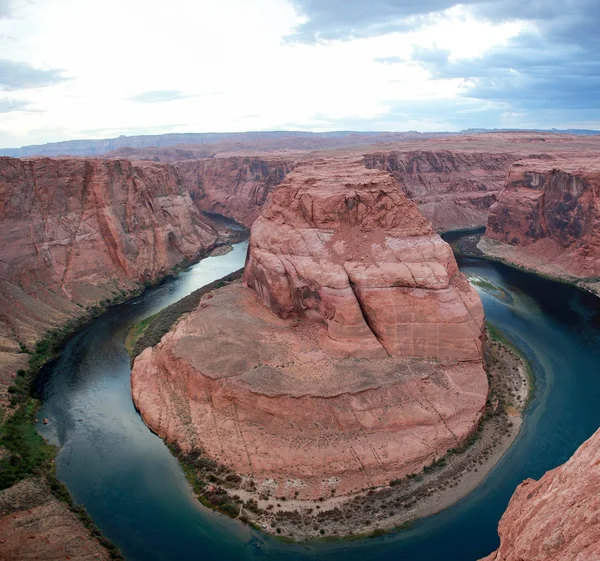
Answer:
[37,241,600,561]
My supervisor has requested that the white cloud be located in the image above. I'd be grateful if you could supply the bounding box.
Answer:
[0,0,534,147]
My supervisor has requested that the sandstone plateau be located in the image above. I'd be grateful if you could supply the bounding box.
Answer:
[111,132,600,236]
[481,428,600,561]
[131,156,488,500]
[481,156,600,294]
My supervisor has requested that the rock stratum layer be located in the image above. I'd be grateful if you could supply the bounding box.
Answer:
[174,157,293,227]
[131,157,488,500]
[364,151,517,232]
[0,156,222,388]
[481,428,600,561]
[482,158,600,290]
[175,149,517,232]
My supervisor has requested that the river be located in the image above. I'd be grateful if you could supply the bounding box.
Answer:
[37,239,600,561]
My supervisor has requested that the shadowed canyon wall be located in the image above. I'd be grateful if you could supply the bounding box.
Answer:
[364,151,518,232]
[174,157,294,227]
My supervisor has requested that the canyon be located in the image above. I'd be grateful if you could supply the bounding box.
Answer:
[1,131,600,557]
[0,156,231,395]
[130,156,489,512]
[480,156,600,295]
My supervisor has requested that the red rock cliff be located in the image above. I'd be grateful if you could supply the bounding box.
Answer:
[481,428,600,561]
[244,156,485,361]
[174,157,294,227]
[364,151,518,232]
[131,156,488,500]
[0,157,219,383]
[482,158,600,286]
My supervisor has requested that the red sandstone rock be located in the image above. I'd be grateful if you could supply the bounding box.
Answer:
[0,156,218,380]
[0,478,111,561]
[244,157,485,361]
[131,156,488,500]
[174,157,293,227]
[483,157,600,283]
[480,428,600,561]
[364,151,518,232]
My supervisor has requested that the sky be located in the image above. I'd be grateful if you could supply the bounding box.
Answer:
[0,0,599,147]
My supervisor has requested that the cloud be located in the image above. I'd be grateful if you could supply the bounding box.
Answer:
[0,0,13,18]
[0,59,69,90]
[128,90,199,103]
[286,0,600,122]
[0,98,31,112]
[286,0,458,42]
[411,13,600,113]
[374,56,406,64]
[287,0,599,42]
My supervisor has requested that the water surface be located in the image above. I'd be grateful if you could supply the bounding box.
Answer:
[38,242,600,561]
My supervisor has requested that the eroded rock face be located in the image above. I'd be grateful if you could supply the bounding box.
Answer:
[364,151,518,232]
[483,158,600,282]
[175,157,294,227]
[244,157,485,361]
[481,428,600,561]
[0,156,218,372]
[131,156,488,500]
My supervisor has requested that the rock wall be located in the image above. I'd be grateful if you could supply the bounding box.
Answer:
[131,156,488,500]
[482,158,600,284]
[0,156,219,383]
[174,157,294,227]
[364,151,518,232]
[244,156,485,361]
[481,428,600,561]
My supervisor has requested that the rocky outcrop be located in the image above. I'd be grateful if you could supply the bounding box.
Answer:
[0,478,112,561]
[173,149,517,236]
[0,156,220,383]
[481,158,600,288]
[131,156,488,500]
[364,151,518,232]
[244,157,485,361]
[175,157,294,227]
[481,428,600,561]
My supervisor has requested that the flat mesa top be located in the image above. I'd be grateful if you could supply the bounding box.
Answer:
[279,156,396,192]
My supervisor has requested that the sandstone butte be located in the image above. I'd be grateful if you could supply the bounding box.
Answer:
[131,156,489,500]
[480,156,600,294]
[480,427,600,561]
[0,156,222,389]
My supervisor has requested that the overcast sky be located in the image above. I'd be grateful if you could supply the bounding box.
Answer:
[0,0,598,147]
